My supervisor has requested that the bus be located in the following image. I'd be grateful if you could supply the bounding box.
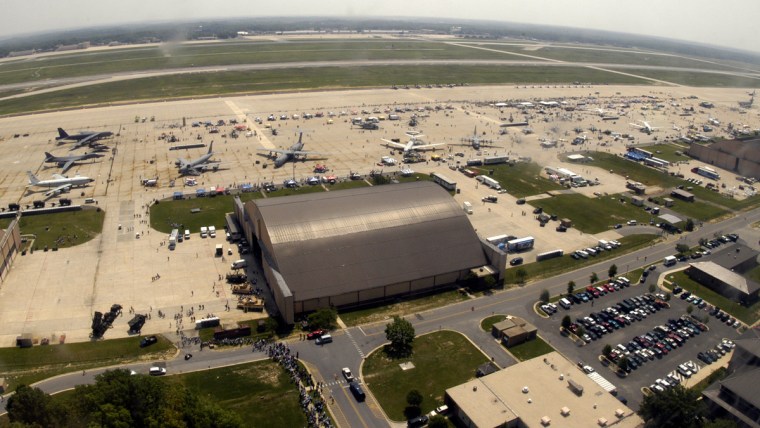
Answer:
[693,166,720,180]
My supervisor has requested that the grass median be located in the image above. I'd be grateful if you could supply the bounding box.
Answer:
[363,330,489,421]
[506,336,555,362]
[0,208,105,250]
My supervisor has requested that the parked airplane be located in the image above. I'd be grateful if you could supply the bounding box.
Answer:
[630,120,660,134]
[175,142,219,176]
[43,152,104,173]
[257,133,326,168]
[381,132,445,153]
[56,128,113,151]
[27,171,93,196]
[456,127,501,150]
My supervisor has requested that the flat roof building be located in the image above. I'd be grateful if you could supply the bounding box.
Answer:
[445,351,642,428]
[235,182,496,323]
[490,316,537,347]
[686,261,760,304]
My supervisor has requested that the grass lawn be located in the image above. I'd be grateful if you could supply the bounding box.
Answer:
[149,192,262,234]
[503,234,658,284]
[324,180,370,191]
[0,335,174,391]
[664,271,760,325]
[528,193,652,233]
[489,162,564,197]
[363,331,489,420]
[507,336,554,362]
[589,152,681,188]
[608,68,760,87]
[0,208,105,250]
[746,264,760,284]
[338,290,469,327]
[644,143,690,163]
[480,315,507,332]
[666,199,729,222]
[197,318,273,342]
[690,366,728,394]
[167,359,306,428]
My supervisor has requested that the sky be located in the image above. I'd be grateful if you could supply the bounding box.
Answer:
[2,0,759,53]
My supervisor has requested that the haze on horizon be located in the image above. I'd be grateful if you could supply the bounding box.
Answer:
[1,0,758,54]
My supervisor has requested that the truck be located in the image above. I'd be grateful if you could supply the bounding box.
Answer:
[231,259,247,270]
[507,236,534,252]
[208,226,217,238]
[463,201,473,214]
[663,255,677,267]
[476,175,502,190]
[169,229,179,249]
[200,226,208,238]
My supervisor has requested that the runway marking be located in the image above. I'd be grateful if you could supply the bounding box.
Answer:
[224,99,275,150]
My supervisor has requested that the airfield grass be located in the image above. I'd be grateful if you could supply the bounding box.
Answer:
[528,193,653,233]
[480,315,507,332]
[502,234,658,285]
[488,162,564,197]
[0,65,649,116]
[149,192,262,234]
[472,43,739,71]
[506,336,555,362]
[608,68,760,87]
[363,331,488,421]
[0,208,105,249]
[323,179,370,191]
[0,41,517,86]
[166,359,307,428]
[666,199,730,222]
[338,289,469,327]
[0,335,174,391]
[588,151,681,188]
[663,271,760,325]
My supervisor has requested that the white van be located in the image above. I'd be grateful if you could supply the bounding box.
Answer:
[208,226,217,238]
[577,250,589,259]
[559,298,572,309]
[230,259,247,269]
[184,229,190,240]
[200,226,208,238]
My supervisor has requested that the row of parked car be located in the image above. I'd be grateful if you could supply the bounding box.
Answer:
[563,277,633,309]
[571,240,622,260]
[648,360,700,394]
[607,316,708,373]
[674,287,742,328]
[697,338,735,365]
[569,293,667,343]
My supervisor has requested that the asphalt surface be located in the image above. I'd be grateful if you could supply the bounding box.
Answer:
[3,206,759,426]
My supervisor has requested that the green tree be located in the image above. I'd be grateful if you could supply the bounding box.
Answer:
[6,384,63,427]
[385,316,415,358]
[608,264,618,278]
[590,272,598,285]
[602,344,612,357]
[539,289,550,303]
[308,307,337,330]
[638,385,705,428]
[428,414,448,428]
[687,304,694,315]
[561,315,572,329]
[649,283,657,293]
[685,218,695,232]
[665,292,672,301]
[515,268,528,284]
[618,356,629,371]
[567,280,576,296]
[406,389,423,408]
[676,243,690,254]
[703,419,739,428]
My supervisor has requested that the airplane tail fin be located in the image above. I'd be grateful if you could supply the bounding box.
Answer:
[57,128,68,139]
[26,171,39,185]
[208,142,213,154]
[298,132,303,144]
[44,152,54,160]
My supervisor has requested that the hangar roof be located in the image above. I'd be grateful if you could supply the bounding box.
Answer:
[248,181,488,301]
[689,261,760,295]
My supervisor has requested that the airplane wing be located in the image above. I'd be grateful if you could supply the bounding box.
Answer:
[60,160,75,174]
[198,162,221,172]
[409,142,446,150]
[629,123,645,129]
[68,135,97,151]
[381,139,407,149]
[256,148,294,154]
[45,183,72,196]
[175,158,189,168]
[52,173,66,180]
[292,150,327,156]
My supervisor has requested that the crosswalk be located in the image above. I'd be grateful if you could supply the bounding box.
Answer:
[344,329,366,358]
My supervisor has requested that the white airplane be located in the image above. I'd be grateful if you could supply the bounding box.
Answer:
[381,132,445,153]
[672,124,682,131]
[27,171,93,196]
[630,120,661,134]
[175,142,220,176]
[708,117,721,126]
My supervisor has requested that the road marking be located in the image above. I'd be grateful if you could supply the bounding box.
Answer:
[344,329,366,358]
[338,380,370,428]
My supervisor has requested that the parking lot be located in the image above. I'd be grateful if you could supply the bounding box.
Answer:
[531,266,741,407]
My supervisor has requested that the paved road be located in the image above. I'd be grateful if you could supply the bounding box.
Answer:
[3,207,759,426]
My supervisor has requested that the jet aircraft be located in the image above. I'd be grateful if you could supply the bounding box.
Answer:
[56,128,113,151]
[27,171,94,196]
[630,120,661,134]
[43,152,104,173]
[381,132,445,154]
[455,127,501,150]
[175,143,220,176]
[257,133,326,168]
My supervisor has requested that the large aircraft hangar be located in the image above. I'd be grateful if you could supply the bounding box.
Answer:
[235,181,501,324]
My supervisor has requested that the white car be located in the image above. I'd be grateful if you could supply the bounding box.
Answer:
[149,366,166,376]
[342,367,354,382]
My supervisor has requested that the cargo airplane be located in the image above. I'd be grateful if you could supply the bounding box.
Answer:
[629,120,660,134]
[455,127,501,150]
[27,171,94,196]
[381,131,445,154]
[175,142,220,176]
[257,132,326,168]
[43,152,104,173]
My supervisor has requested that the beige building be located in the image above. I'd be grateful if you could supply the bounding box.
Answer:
[445,351,642,428]
[490,316,537,347]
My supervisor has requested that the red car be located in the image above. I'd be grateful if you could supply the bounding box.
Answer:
[307,329,326,340]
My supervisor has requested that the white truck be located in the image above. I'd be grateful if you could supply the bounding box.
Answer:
[208,226,216,238]
[200,226,208,238]
[663,255,677,267]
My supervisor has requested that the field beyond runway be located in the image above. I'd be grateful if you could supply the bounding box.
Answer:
[0,83,756,345]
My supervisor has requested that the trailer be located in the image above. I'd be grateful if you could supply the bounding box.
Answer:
[476,175,502,190]
[483,156,508,165]
[431,172,457,191]
[693,166,720,180]
[507,236,534,252]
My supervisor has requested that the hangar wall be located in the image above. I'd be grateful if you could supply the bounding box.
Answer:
[0,218,21,283]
